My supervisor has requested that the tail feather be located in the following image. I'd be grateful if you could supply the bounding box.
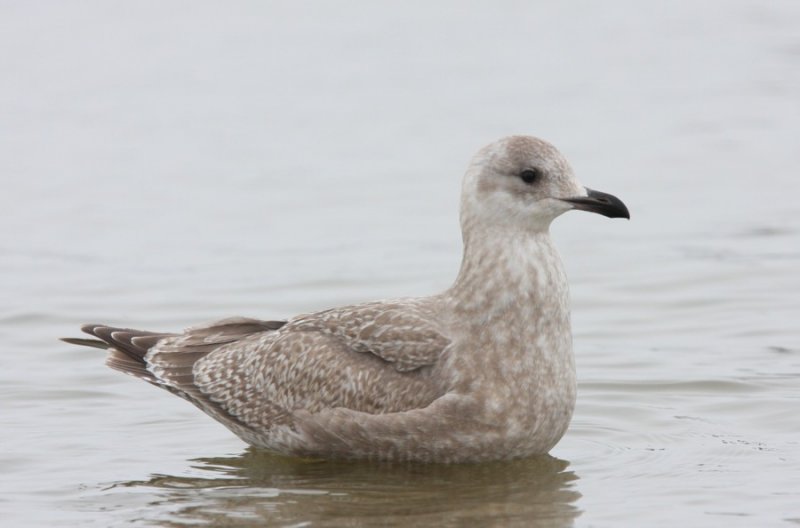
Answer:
[67,323,176,382]
[62,318,286,390]
[106,349,154,380]
[83,324,167,363]
[60,337,108,349]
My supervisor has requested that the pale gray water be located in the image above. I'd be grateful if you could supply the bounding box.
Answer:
[1,1,799,526]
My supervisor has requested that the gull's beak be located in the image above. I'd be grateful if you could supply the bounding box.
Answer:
[562,188,630,219]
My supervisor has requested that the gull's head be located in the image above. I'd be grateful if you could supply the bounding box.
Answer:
[460,135,629,233]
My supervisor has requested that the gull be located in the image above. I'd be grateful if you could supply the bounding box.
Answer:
[63,135,629,463]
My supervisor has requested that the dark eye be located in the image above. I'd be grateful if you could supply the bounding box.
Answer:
[519,168,541,184]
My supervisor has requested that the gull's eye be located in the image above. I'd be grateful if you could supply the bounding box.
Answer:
[519,168,541,185]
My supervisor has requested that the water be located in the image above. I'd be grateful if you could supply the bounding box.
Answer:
[2,1,799,526]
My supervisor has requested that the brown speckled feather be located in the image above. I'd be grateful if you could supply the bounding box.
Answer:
[286,300,450,371]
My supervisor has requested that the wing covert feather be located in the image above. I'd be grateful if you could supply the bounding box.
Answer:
[286,302,450,371]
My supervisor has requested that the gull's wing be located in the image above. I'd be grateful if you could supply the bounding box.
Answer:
[64,304,450,445]
[284,301,451,372]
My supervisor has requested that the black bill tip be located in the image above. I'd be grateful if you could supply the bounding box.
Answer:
[562,188,630,219]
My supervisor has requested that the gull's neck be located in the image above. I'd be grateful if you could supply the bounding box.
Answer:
[447,225,570,325]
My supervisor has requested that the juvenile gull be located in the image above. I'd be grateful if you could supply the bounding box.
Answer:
[63,135,629,463]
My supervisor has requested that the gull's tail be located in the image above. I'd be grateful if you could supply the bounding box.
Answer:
[62,324,175,383]
[61,318,287,389]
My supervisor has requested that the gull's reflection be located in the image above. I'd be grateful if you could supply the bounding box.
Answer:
[118,448,581,527]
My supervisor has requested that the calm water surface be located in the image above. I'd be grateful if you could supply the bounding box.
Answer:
[2,1,799,526]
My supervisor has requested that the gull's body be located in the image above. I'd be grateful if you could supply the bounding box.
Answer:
[64,136,628,463]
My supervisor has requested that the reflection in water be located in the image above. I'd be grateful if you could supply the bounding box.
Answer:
[118,448,581,527]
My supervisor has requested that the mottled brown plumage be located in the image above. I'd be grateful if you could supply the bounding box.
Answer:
[64,135,629,462]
